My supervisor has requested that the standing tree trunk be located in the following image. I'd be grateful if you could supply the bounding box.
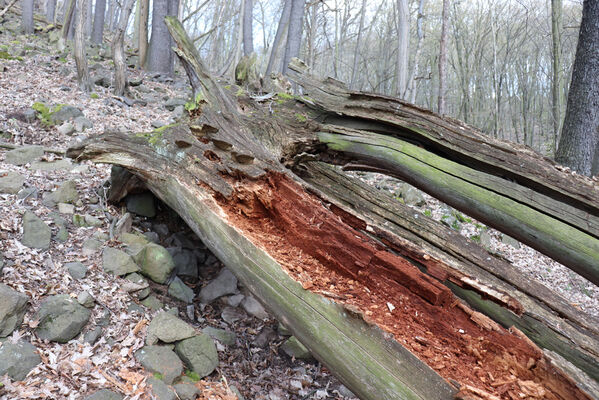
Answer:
[349,0,366,90]
[551,0,563,155]
[282,0,305,75]
[91,0,106,44]
[556,0,599,176]
[74,0,92,92]
[437,0,449,114]
[61,0,76,40]
[393,0,408,98]
[22,0,34,34]
[85,0,92,37]
[46,0,57,23]
[138,0,149,68]
[147,0,173,74]
[113,0,136,96]
[265,0,292,77]
[242,0,253,56]
[407,0,425,103]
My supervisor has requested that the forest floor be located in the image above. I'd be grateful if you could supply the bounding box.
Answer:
[0,18,597,400]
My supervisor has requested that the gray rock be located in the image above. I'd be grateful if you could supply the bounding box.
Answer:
[502,234,521,249]
[82,238,104,255]
[0,283,29,337]
[147,377,177,400]
[57,202,75,214]
[199,268,238,304]
[22,211,51,249]
[65,261,87,279]
[225,294,244,307]
[168,277,194,303]
[34,294,91,343]
[141,295,164,310]
[172,105,185,120]
[164,97,186,111]
[135,243,175,284]
[93,74,111,88]
[480,230,493,249]
[74,116,93,132]
[57,122,75,135]
[221,306,246,325]
[84,326,102,345]
[143,231,160,243]
[17,187,38,200]
[77,291,95,308]
[174,383,200,400]
[135,346,183,384]
[254,327,276,348]
[146,311,195,345]
[102,247,139,276]
[5,145,44,165]
[230,385,245,400]
[50,105,83,124]
[0,340,41,380]
[174,334,218,378]
[170,248,198,278]
[0,171,25,194]
[30,159,73,171]
[84,389,123,400]
[125,192,156,217]
[277,322,291,336]
[128,77,143,87]
[202,326,236,346]
[241,295,269,320]
[114,213,132,238]
[0,253,4,274]
[337,385,356,398]
[23,108,37,123]
[440,214,460,231]
[400,185,426,206]
[280,336,312,360]
[153,223,169,237]
[55,226,69,242]
[43,180,78,206]
[84,214,103,227]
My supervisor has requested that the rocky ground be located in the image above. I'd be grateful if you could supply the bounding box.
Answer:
[1,13,597,400]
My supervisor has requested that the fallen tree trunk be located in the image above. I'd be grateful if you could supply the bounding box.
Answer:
[67,18,599,400]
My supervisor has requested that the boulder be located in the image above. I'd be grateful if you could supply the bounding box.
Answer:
[198,268,237,304]
[168,277,194,303]
[174,334,218,378]
[4,145,44,165]
[202,326,236,346]
[34,294,91,343]
[0,283,29,337]
[50,105,83,124]
[174,383,200,400]
[164,97,186,111]
[57,122,75,135]
[43,180,79,206]
[0,171,25,194]
[30,159,73,171]
[84,389,123,400]
[134,345,183,384]
[125,192,156,217]
[0,340,41,380]
[169,248,198,278]
[64,261,87,279]
[77,291,95,308]
[241,295,269,320]
[146,311,195,345]
[74,116,93,132]
[102,247,139,276]
[58,203,75,214]
[135,243,175,284]
[22,211,51,249]
[221,306,246,325]
[141,295,164,310]
[147,377,177,400]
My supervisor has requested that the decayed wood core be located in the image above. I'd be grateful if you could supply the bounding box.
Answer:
[215,171,589,400]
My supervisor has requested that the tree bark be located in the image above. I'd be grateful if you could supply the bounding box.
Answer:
[74,0,91,92]
[91,0,105,44]
[67,19,599,400]
[138,0,148,68]
[282,0,304,75]
[556,0,599,176]
[393,0,408,98]
[46,0,56,23]
[112,0,136,96]
[437,0,449,114]
[242,0,253,56]
[147,0,174,74]
[21,0,34,33]
[349,0,366,90]
[60,0,75,39]
[265,0,292,77]
[551,0,563,155]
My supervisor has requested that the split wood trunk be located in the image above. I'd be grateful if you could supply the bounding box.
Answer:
[67,18,599,400]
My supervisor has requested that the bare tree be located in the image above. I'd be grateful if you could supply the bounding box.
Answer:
[61,0,76,40]
[393,0,408,98]
[113,0,136,96]
[74,0,92,92]
[46,0,57,23]
[22,0,34,34]
[85,0,93,37]
[437,0,449,114]
[243,0,254,55]
[282,0,305,75]
[406,0,426,103]
[91,0,106,44]
[138,0,149,68]
[350,0,366,89]
[265,0,292,76]
[147,0,178,74]
[556,0,599,176]
[551,0,563,154]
